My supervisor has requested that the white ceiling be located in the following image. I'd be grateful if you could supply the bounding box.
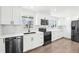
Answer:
[22,6,79,17]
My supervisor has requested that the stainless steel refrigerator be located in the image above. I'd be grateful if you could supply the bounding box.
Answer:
[71,20,79,42]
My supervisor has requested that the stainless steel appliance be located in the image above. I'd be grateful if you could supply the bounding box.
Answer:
[39,28,52,45]
[71,20,79,42]
[41,19,48,25]
[5,36,23,53]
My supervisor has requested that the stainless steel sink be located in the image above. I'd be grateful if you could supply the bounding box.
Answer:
[24,32,36,34]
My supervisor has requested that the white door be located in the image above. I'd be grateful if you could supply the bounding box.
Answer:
[0,39,5,53]
[36,33,44,46]
[23,35,31,52]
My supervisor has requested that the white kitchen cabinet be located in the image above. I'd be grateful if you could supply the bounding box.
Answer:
[31,34,38,49]
[23,32,44,52]
[31,33,44,49]
[52,29,64,41]
[0,6,22,24]
[0,6,35,25]
[52,31,58,41]
[12,7,23,24]
[0,39,5,53]
[57,18,66,27]
[0,7,13,24]
[23,35,32,52]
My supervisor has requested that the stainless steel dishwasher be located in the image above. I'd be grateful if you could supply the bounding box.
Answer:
[5,36,23,53]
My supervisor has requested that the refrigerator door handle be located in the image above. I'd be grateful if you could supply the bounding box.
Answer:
[3,38,5,43]
[77,27,79,32]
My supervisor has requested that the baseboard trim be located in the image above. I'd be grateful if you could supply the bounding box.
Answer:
[63,37,71,40]
[51,37,71,43]
[23,45,43,53]
[24,37,71,53]
[51,37,64,43]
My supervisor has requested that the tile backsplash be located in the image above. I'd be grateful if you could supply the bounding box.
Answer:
[1,24,39,35]
[0,24,65,35]
[1,25,26,35]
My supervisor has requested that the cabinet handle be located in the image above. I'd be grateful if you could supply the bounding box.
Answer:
[31,37,33,41]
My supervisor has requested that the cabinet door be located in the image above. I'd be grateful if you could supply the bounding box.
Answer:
[13,7,22,24]
[23,35,31,52]
[52,30,61,41]
[31,33,43,49]
[52,31,58,41]
[0,7,13,24]
[0,39,5,53]
[23,33,44,52]
[23,34,38,51]
[31,34,38,49]
[36,33,44,45]
[57,18,66,26]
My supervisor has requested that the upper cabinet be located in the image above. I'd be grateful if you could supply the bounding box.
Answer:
[0,6,22,24]
[12,7,23,24]
[0,7,13,24]
[57,17,66,27]
[49,19,57,28]
[0,6,35,25]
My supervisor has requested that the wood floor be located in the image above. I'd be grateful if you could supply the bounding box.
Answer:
[27,38,79,53]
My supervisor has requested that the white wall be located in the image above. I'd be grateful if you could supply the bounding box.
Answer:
[63,16,79,39]
[63,17,72,39]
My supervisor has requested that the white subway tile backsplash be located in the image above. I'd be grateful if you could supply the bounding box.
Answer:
[1,25,39,35]
[1,25,24,35]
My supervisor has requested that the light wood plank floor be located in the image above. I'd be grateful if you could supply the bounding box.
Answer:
[27,38,79,53]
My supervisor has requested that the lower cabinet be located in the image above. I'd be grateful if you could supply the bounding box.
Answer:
[0,39,5,53]
[23,35,32,52]
[23,32,44,52]
[52,29,64,41]
[32,33,43,49]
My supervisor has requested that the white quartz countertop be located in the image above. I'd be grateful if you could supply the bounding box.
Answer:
[0,33,24,38]
[0,31,43,38]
